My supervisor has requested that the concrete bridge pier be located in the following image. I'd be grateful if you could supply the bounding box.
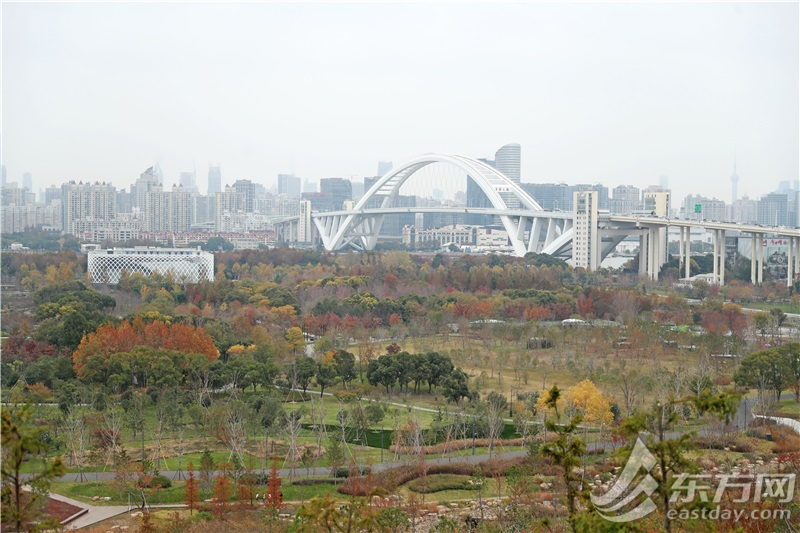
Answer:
[751,234,764,285]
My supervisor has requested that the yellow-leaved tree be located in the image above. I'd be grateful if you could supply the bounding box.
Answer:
[565,379,614,481]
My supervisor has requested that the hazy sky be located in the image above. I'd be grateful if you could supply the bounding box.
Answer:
[3,2,798,204]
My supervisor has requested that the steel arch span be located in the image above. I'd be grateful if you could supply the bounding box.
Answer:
[313,153,573,256]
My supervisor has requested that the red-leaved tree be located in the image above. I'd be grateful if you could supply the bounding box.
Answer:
[184,461,199,515]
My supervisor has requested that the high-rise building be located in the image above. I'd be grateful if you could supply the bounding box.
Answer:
[45,186,63,206]
[377,161,393,177]
[303,179,317,193]
[495,144,521,210]
[215,185,246,231]
[610,185,641,214]
[2,204,61,234]
[208,165,222,195]
[351,181,364,200]
[729,196,758,224]
[364,176,381,206]
[179,171,198,193]
[659,175,669,190]
[278,174,301,198]
[495,144,521,184]
[643,191,671,217]
[152,164,164,185]
[171,185,194,232]
[572,190,600,271]
[145,185,170,232]
[298,200,313,243]
[232,179,257,212]
[22,172,32,191]
[466,178,494,226]
[135,167,158,213]
[115,189,133,213]
[1,185,35,207]
[319,177,352,211]
[194,195,216,225]
[523,183,572,211]
[757,193,788,226]
[683,194,726,221]
[1,165,6,188]
[61,181,117,235]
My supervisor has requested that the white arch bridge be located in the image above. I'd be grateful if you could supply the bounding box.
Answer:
[276,153,628,261]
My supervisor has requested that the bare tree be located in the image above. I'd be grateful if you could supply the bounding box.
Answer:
[485,393,506,457]
[618,365,643,417]
[225,402,248,465]
[282,410,304,479]
[152,397,170,471]
[101,404,123,470]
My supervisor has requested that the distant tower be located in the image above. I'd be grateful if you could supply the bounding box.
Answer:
[377,161,393,177]
[494,144,521,183]
[495,143,521,211]
[208,165,222,195]
[730,157,739,203]
[22,172,33,191]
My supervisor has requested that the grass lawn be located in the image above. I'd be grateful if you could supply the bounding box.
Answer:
[397,477,508,504]
[283,482,344,502]
[773,398,800,419]
[51,480,188,505]
[50,478,346,507]
[740,301,800,314]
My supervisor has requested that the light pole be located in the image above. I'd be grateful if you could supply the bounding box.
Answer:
[380,426,384,463]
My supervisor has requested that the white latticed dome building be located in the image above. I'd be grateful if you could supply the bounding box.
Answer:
[87,247,214,284]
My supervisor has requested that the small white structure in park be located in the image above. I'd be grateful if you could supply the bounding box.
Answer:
[87,247,214,284]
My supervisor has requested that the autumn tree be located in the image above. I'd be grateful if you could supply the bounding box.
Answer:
[212,463,235,517]
[286,326,305,355]
[264,456,282,515]
[73,319,219,377]
[184,461,199,516]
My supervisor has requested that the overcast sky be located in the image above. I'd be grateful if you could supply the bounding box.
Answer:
[3,2,798,204]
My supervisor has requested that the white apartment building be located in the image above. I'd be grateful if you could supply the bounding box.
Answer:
[572,190,600,270]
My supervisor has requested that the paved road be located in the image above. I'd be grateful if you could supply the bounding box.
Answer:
[54,447,530,483]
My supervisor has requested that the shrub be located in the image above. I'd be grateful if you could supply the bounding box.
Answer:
[407,474,477,494]
[773,434,800,454]
[338,457,527,496]
[333,466,371,478]
[191,511,213,523]
[694,433,756,452]
[138,474,172,489]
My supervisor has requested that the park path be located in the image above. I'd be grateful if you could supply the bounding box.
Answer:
[38,489,128,530]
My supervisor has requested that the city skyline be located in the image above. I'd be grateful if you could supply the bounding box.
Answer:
[3,3,798,203]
